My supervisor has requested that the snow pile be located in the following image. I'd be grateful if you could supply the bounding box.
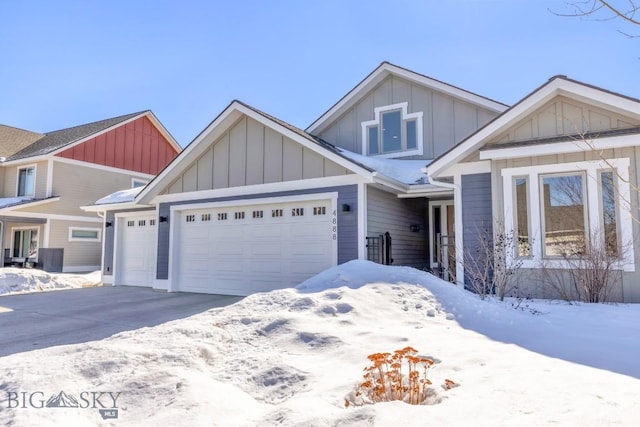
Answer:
[0,269,101,295]
[1,261,638,426]
[94,186,143,205]
[337,148,430,184]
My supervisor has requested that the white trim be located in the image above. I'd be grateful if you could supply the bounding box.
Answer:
[438,160,492,177]
[480,133,640,161]
[1,211,103,223]
[53,157,155,180]
[68,227,102,242]
[9,225,40,262]
[502,158,634,271]
[307,62,507,134]
[453,174,465,285]
[167,192,339,293]
[102,275,113,285]
[428,199,454,271]
[153,174,367,204]
[43,219,50,248]
[46,159,54,197]
[427,77,640,179]
[15,163,37,198]
[357,182,367,259]
[0,196,61,213]
[137,101,374,205]
[62,265,100,273]
[82,202,153,212]
[360,102,424,158]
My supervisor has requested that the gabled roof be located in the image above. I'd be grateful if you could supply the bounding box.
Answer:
[306,61,508,134]
[0,125,44,158]
[5,111,146,162]
[427,75,640,178]
[136,100,378,205]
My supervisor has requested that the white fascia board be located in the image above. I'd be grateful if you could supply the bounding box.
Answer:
[0,196,61,212]
[307,63,507,134]
[556,81,640,121]
[480,133,640,161]
[397,186,453,198]
[438,160,492,176]
[143,111,182,152]
[152,174,368,204]
[371,172,409,193]
[81,202,153,212]
[1,211,103,223]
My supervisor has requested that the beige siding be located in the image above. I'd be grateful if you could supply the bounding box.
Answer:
[13,160,149,216]
[367,186,427,268]
[490,95,640,145]
[492,146,640,302]
[2,160,48,198]
[47,219,102,269]
[317,75,500,160]
[165,115,351,194]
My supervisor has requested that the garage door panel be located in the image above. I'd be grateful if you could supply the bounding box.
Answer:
[118,215,156,287]
[176,198,335,295]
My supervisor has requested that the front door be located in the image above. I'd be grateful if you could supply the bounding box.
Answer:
[429,200,455,282]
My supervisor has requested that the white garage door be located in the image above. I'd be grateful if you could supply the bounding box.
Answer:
[175,198,336,295]
[118,215,157,287]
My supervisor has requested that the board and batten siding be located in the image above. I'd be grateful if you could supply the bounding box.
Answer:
[2,160,48,199]
[489,95,640,145]
[155,185,358,280]
[316,75,499,160]
[461,173,493,289]
[366,186,427,268]
[165,115,351,194]
[13,160,149,217]
[47,219,102,269]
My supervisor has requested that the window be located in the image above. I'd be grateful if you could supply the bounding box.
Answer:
[514,177,530,257]
[186,215,196,222]
[313,206,326,215]
[132,178,149,188]
[138,220,146,226]
[272,209,283,218]
[252,210,263,218]
[361,102,423,158]
[217,213,228,221]
[127,220,135,227]
[541,173,586,257]
[502,158,634,270]
[202,213,211,221]
[12,228,38,260]
[17,166,36,197]
[292,208,304,217]
[69,227,101,242]
[234,211,245,220]
[150,219,156,226]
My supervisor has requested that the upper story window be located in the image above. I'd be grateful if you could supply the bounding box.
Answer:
[17,166,36,197]
[132,178,149,188]
[361,102,423,158]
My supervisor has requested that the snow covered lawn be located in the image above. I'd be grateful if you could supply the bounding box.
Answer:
[1,261,638,426]
[0,268,101,295]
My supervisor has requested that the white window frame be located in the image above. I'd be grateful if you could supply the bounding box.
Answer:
[361,102,423,158]
[132,178,149,188]
[10,226,40,261]
[68,227,102,242]
[502,158,634,271]
[16,164,37,198]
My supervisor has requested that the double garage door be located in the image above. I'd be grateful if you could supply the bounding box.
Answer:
[174,197,336,295]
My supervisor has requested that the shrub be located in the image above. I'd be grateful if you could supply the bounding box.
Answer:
[345,346,458,407]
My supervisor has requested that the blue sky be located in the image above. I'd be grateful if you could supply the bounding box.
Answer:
[1,1,637,146]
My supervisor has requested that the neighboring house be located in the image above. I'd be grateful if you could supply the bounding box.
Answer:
[0,111,180,272]
[87,63,640,302]
[86,62,508,295]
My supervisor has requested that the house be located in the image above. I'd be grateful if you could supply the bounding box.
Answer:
[86,62,508,295]
[86,62,640,301]
[0,111,180,272]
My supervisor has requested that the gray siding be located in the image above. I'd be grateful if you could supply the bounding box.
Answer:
[366,186,427,268]
[165,115,351,194]
[461,173,493,289]
[156,185,359,280]
[317,75,500,160]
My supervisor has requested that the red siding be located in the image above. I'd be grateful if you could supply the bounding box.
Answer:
[56,116,178,175]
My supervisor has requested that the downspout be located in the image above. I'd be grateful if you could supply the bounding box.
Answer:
[424,170,465,287]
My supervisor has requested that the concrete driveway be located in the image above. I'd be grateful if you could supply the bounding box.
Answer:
[0,286,243,357]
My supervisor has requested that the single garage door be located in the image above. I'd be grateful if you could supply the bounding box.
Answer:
[118,215,157,287]
[175,198,336,295]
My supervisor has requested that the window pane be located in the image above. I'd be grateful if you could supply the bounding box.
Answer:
[382,110,402,153]
[368,126,379,154]
[13,231,21,257]
[406,120,417,150]
[601,171,618,256]
[28,230,38,258]
[18,168,35,197]
[71,229,99,239]
[542,174,585,256]
[514,177,530,257]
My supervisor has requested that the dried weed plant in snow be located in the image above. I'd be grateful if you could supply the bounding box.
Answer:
[345,346,458,407]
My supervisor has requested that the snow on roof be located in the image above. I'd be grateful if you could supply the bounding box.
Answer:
[95,186,144,205]
[337,148,430,184]
[0,197,33,209]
